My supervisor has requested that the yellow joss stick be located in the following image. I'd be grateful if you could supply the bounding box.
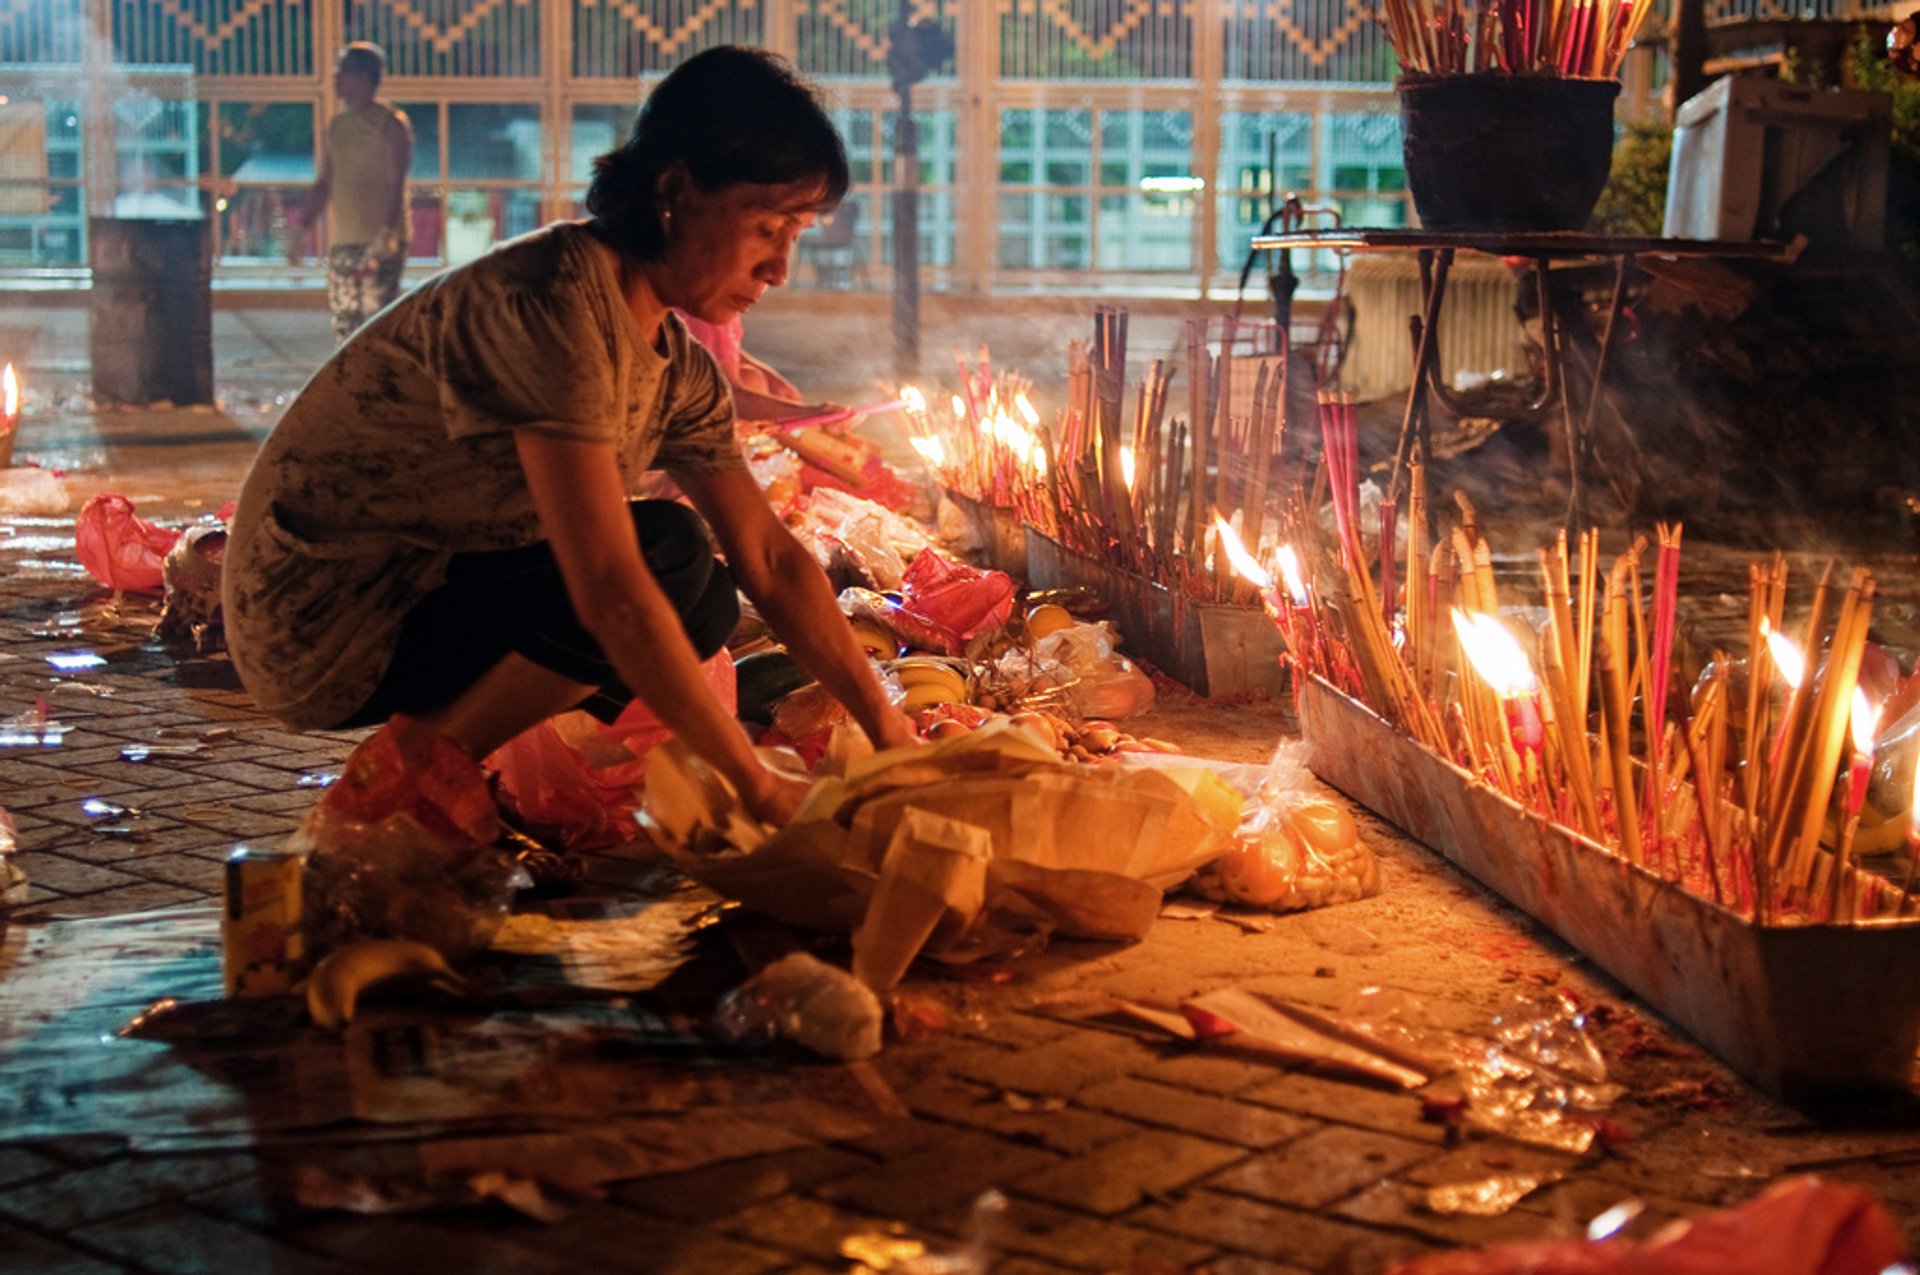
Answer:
[1541,630,1602,839]
[1761,562,1835,907]
[1575,528,1598,731]
[1785,570,1875,894]
[1599,634,1642,866]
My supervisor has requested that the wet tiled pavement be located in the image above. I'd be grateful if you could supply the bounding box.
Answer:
[2,288,1918,1274]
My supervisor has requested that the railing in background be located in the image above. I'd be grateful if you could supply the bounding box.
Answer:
[0,0,1691,291]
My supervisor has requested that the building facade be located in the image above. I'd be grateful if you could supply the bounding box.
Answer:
[0,0,1678,294]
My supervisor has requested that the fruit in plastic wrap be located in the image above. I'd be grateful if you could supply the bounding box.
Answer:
[1192,798,1380,912]
[714,951,884,1060]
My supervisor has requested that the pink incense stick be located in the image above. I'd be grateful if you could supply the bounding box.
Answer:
[776,398,910,432]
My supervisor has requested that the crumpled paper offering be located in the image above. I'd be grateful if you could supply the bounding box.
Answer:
[640,719,1243,989]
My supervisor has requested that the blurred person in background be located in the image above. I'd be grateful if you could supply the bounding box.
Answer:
[288,41,414,342]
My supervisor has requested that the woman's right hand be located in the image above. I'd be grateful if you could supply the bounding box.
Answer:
[738,764,814,827]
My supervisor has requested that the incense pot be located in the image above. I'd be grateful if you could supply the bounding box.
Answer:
[1298,674,1920,1100]
[1396,75,1620,232]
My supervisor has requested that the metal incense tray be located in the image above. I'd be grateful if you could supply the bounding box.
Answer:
[1297,675,1920,1100]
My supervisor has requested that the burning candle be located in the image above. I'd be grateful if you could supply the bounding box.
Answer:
[1763,618,1806,769]
[1832,687,1879,921]
[1451,609,1544,758]
[1901,750,1920,915]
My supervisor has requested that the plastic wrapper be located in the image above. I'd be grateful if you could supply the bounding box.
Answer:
[895,549,1016,655]
[1387,1175,1907,1275]
[714,950,884,1060]
[486,651,735,850]
[791,487,934,592]
[0,466,70,516]
[986,620,1155,719]
[298,716,526,961]
[154,524,228,651]
[1187,741,1381,911]
[74,492,181,595]
[1436,991,1624,1155]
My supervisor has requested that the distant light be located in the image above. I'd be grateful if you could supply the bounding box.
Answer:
[1140,176,1205,194]
[47,650,106,671]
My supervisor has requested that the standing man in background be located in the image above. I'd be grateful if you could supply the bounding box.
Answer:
[288,42,413,341]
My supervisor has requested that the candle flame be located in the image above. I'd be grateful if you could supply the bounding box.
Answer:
[2,364,16,421]
[1212,513,1272,589]
[1765,626,1805,691]
[1451,609,1538,697]
[908,435,945,467]
[1014,392,1039,427]
[1851,687,1879,757]
[1274,545,1309,606]
[900,384,926,416]
[1029,443,1048,475]
[950,394,967,420]
[1119,446,1136,493]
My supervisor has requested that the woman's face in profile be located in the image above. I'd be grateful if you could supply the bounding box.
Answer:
[654,178,822,324]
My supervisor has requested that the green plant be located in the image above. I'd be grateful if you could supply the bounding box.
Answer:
[1588,121,1673,236]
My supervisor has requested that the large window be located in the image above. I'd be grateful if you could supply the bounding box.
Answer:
[211,101,313,262]
[999,105,1195,275]
[399,100,544,264]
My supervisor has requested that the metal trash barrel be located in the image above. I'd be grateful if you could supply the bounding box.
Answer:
[88,218,214,406]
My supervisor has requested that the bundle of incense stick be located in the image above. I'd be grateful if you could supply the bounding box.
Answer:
[1221,498,1918,927]
[913,312,1314,611]
[1382,0,1656,76]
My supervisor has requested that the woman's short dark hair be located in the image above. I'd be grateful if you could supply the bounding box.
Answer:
[586,46,849,260]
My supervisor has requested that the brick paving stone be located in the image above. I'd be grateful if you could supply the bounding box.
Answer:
[1399,1142,1586,1188]
[819,1127,1060,1217]
[1076,1076,1315,1149]
[294,1213,573,1273]
[232,790,335,815]
[612,1146,871,1221]
[897,1074,1139,1156]
[990,1257,1099,1275]
[10,880,204,917]
[724,1194,914,1266]
[1131,1187,1434,1271]
[1244,1071,1450,1144]
[503,1203,794,1275]
[1139,1052,1283,1097]
[9,853,148,895]
[946,1031,1163,1097]
[76,1204,348,1275]
[1201,1257,1316,1275]
[0,1219,123,1274]
[995,1196,1217,1272]
[0,1147,61,1191]
[118,854,222,892]
[0,1154,261,1231]
[1011,1128,1246,1216]
[1206,1125,1437,1209]
[1333,1178,1563,1248]
[949,1006,1081,1051]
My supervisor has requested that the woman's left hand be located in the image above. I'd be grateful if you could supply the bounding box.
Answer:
[868,711,924,751]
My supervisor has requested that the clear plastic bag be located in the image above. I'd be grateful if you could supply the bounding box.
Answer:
[298,716,526,961]
[1189,740,1381,911]
[714,951,884,1060]
[987,620,1155,719]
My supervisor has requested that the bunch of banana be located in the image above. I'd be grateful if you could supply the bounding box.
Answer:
[889,655,973,712]
[303,939,469,1030]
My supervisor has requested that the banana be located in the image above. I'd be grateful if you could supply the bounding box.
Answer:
[901,682,965,711]
[305,939,468,1030]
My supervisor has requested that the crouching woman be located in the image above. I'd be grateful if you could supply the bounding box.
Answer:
[222,46,915,827]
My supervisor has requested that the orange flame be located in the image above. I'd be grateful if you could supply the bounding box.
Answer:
[899,384,926,416]
[1451,609,1537,697]
[1851,687,1879,758]
[908,435,945,467]
[2,364,16,423]
[1274,545,1309,605]
[1212,513,1272,590]
[1764,622,1805,691]
[1119,446,1136,493]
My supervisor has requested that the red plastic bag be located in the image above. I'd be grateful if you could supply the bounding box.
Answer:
[894,549,1015,655]
[487,652,737,850]
[320,714,501,850]
[1387,1176,1907,1275]
[75,493,182,595]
